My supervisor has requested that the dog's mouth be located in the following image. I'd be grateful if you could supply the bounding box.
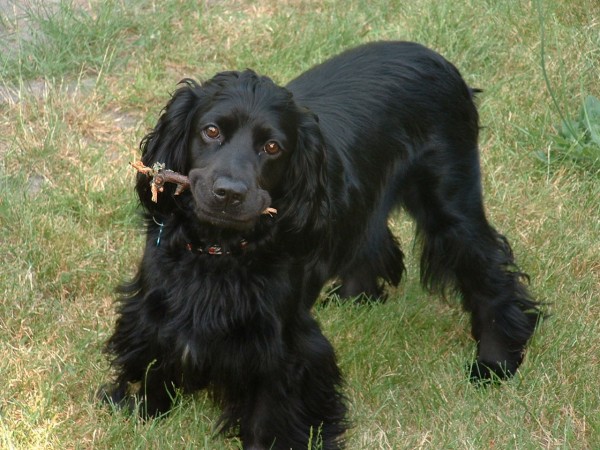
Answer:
[188,170,274,231]
[194,205,265,230]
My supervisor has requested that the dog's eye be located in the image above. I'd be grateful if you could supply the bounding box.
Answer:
[264,141,281,155]
[203,125,221,141]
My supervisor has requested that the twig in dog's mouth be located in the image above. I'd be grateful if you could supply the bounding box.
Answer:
[131,161,190,202]
[130,161,278,216]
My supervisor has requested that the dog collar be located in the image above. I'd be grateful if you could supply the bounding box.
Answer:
[152,216,249,256]
[186,239,248,256]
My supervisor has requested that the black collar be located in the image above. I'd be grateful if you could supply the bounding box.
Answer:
[185,239,249,256]
[152,215,250,256]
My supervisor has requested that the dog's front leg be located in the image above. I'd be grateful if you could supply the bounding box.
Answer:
[232,314,347,450]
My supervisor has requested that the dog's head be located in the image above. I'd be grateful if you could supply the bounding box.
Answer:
[137,70,328,239]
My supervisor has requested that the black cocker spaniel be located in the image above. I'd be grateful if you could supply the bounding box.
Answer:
[101,41,540,450]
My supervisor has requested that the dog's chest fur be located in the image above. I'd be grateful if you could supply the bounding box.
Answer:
[141,249,292,381]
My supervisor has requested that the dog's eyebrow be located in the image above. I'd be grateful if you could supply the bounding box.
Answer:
[251,123,288,147]
[197,111,243,138]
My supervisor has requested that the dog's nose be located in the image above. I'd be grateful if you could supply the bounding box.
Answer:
[212,178,248,206]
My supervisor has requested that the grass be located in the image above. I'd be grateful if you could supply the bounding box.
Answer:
[535,94,600,172]
[1,0,599,448]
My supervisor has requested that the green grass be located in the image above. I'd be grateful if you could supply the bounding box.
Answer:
[1,0,599,448]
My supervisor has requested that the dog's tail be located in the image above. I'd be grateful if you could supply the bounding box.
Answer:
[469,87,483,98]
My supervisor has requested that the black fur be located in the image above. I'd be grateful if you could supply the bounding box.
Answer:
[101,41,540,449]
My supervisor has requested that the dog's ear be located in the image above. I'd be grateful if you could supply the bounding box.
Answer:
[277,109,330,246]
[136,79,203,214]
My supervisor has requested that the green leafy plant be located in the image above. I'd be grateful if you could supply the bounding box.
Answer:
[536,0,600,173]
[535,95,600,171]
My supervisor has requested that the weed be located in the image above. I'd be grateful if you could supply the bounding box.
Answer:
[535,0,600,174]
[535,95,600,172]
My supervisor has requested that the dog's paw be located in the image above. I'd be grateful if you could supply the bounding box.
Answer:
[96,382,137,412]
[97,381,175,419]
[468,360,518,385]
[96,383,120,404]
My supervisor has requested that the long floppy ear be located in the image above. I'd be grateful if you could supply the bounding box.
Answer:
[135,79,202,214]
[277,109,330,245]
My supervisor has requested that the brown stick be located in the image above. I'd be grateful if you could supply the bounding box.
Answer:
[130,161,278,216]
[131,161,190,202]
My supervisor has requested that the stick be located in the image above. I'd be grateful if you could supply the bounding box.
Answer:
[130,161,278,216]
[131,161,190,202]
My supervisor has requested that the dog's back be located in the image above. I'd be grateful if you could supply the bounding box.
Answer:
[287,41,478,157]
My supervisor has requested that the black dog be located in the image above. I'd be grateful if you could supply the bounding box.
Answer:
[101,41,540,449]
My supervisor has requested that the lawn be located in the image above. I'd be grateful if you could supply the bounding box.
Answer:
[1,0,598,448]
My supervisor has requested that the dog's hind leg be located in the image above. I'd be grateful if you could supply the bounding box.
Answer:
[401,146,540,382]
[336,222,405,302]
